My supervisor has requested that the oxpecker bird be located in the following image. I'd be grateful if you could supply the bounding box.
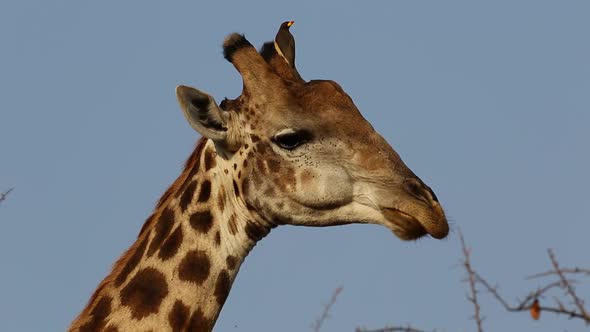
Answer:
[274,20,296,67]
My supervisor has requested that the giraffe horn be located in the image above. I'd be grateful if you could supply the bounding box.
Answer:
[260,41,304,83]
[223,33,284,97]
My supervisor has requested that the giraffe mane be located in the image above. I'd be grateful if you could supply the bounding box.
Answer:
[71,137,208,329]
[139,137,208,236]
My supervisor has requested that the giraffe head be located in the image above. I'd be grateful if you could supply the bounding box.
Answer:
[176,32,448,241]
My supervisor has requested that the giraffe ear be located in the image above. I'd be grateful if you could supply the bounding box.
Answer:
[176,85,229,143]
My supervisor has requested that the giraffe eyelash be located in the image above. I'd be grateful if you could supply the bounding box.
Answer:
[272,129,312,150]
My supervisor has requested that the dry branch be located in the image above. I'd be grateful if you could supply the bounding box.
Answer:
[527,267,590,279]
[474,274,584,319]
[459,230,484,332]
[460,236,590,324]
[312,286,343,332]
[346,232,589,331]
[547,249,590,324]
[0,187,14,205]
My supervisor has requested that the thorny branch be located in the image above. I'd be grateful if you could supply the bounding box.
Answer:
[527,267,590,279]
[474,274,585,319]
[0,188,13,205]
[311,287,431,332]
[460,233,590,325]
[459,230,484,332]
[312,287,343,332]
[317,233,588,331]
[547,249,590,324]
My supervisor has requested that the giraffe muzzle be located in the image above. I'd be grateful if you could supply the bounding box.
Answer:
[381,178,449,240]
[382,206,448,240]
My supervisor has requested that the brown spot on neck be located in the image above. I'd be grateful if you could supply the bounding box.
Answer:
[138,213,156,238]
[227,214,238,235]
[244,221,270,242]
[147,207,175,257]
[214,270,231,306]
[120,267,168,320]
[179,181,197,212]
[178,250,211,285]
[115,235,149,286]
[189,210,214,234]
[187,308,213,332]
[158,226,183,261]
[217,190,226,212]
[226,255,238,270]
[78,296,112,332]
[232,180,240,197]
[214,231,221,246]
[197,180,211,202]
[170,138,207,203]
[168,300,189,331]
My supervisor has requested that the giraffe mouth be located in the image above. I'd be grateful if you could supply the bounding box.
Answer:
[382,208,448,241]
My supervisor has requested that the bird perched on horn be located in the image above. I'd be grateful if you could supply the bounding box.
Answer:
[274,20,296,67]
[260,21,303,82]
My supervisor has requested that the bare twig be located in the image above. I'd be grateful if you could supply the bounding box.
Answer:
[527,267,590,280]
[0,188,14,205]
[459,230,484,332]
[360,235,589,332]
[311,286,343,332]
[355,326,426,332]
[548,249,590,324]
[475,273,584,317]
[472,256,589,321]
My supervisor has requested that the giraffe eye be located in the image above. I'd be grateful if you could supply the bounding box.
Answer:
[273,130,311,150]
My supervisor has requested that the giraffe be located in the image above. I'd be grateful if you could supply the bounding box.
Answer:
[69,24,448,332]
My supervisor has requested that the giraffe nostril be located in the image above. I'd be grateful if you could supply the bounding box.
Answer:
[404,178,438,204]
[426,185,438,203]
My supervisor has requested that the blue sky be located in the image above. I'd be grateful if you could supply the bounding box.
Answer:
[1,1,589,331]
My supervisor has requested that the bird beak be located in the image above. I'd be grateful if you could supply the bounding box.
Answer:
[287,21,294,27]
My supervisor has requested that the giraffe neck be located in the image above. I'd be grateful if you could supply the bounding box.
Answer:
[69,138,273,332]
